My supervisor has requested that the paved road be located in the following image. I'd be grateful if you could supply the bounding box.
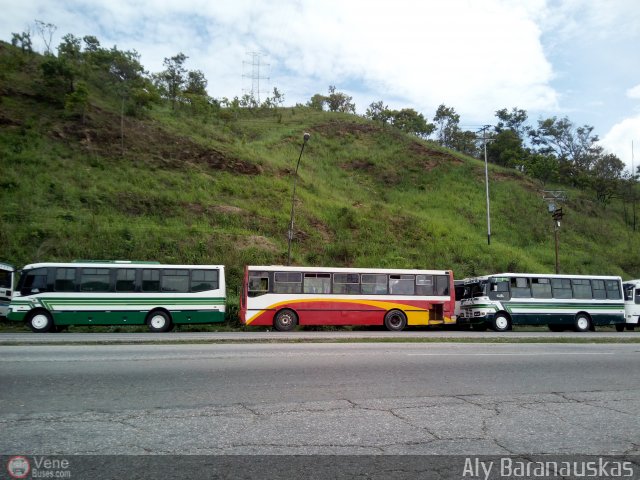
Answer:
[1,342,639,456]
[1,330,639,344]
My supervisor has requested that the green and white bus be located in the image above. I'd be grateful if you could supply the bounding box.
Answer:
[622,279,640,332]
[7,261,225,332]
[0,262,16,318]
[458,273,624,332]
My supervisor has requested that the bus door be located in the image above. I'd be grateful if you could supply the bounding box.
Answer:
[624,283,640,326]
[0,265,15,318]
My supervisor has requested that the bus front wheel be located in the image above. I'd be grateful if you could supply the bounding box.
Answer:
[384,310,407,332]
[574,314,592,332]
[146,310,172,333]
[274,309,298,332]
[492,313,511,332]
[27,310,54,333]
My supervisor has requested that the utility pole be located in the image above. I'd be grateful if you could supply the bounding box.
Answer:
[633,140,636,231]
[477,125,492,245]
[543,191,566,274]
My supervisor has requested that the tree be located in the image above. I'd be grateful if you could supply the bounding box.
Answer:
[184,70,207,96]
[33,20,57,55]
[266,87,285,108]
[82,35,101,53]
[365,101,390,125]
[326,86,356,113]
[590,153,625,205]
[433,104,460,148]
[389,108,434,138]
[40,55,75,93]
[495,107,529,137]
[11,31,33,54]
[529,117,601,179]
[64,81,89,122]
[307,93,326,111]
[452,130,480,158]
[154,53,188,110]
[487,130,526,168]
[523,153,559,187]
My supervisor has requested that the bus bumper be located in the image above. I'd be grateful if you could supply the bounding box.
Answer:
[456,314,491,326]
[6,309,27,322]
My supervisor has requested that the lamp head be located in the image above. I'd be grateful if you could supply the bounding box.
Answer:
[303,132,310,142]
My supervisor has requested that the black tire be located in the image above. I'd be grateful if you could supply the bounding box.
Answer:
[491,313,511,332]
[384,310,407,332]
[27,310,54,333]
[146,310,172,333]
[615,323,625,332]
[548,324,564,332]
[574,313,591,332]
[274,309,298,332]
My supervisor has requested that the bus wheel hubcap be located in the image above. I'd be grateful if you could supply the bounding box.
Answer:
[496,317,508,329]
[151,316,166,328]
[578,318,588,330]
[32,315,48,329]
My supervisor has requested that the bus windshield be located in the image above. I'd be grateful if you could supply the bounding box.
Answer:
[469,281,487,298]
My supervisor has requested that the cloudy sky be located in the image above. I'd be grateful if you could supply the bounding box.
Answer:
[2,0,639,169]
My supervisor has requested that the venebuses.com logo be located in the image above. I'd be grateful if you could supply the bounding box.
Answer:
[6,456,30,479]
[5,456,71,479]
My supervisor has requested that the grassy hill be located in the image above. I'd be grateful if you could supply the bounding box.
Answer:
[2,40,640,304]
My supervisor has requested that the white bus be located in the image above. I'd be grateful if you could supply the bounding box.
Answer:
[0,262,16,318]
[458,273,624,332]
[240,265,456,331]
[622,279,640,332]
[7,261,225,332]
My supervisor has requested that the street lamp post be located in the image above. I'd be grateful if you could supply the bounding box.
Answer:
[483,132,491,245]
[287,132,311,266]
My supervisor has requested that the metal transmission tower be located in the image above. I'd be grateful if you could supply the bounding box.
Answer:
[242,52,270,103]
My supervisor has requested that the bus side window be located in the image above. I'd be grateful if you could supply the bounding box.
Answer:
[635,289,640,305]
[248,273,269,297]
[435,275,449,296]
[510,277,531,298]
[55,268,77,292]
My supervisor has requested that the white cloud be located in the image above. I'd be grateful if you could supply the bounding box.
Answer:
[0,0,560,122]
[601,115,640,172]
[628,85,640,100]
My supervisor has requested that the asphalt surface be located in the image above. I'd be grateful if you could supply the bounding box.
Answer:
[1,329,639,344]
[1,342,639,456]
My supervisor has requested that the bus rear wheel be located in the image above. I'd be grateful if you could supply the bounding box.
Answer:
[384,310,407,332]
[27,310,54,333]
[274,309,298,332]
[574,314,591,332]
[146,310,172,333]
[615,323,625,332]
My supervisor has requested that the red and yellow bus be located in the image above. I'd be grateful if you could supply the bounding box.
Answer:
[240,265,455,331]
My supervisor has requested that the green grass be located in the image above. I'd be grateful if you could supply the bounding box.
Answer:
[2,40,640,307]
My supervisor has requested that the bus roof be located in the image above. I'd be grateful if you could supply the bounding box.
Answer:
[247,265,450,275]
[20,262,224,270]
[465,272,622,282]
[0,262,15,271]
